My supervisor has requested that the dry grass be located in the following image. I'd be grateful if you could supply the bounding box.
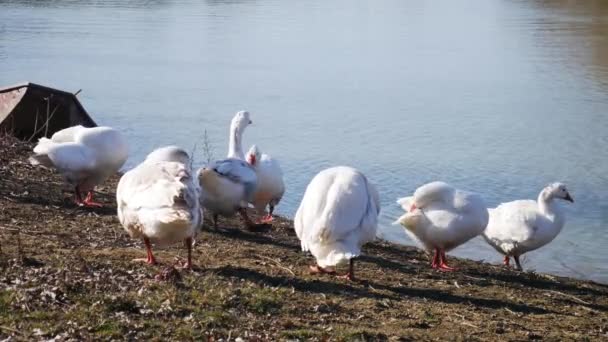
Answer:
[0,135,607,341]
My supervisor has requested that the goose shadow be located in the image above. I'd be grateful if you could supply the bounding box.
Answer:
[357,254,419,276]
[205,227,423,277]
[214,265,554,314]
[204,225,302,253]
[202,220,608,306]
[466,268,608,299]
[362,279,555,315]
[368,241,608,300]
[366,241,424,260]
[0,181,116,216]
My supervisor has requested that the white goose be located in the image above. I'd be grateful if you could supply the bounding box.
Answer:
[116,146,202,269]
[395,181,489,271]
[198,111,258,230]
[294,166,380,280]
[245,145,285,223]
[482,183,573,270]
[29,125,128,207]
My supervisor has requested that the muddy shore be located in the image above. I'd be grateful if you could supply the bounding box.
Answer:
[0,136,606,341]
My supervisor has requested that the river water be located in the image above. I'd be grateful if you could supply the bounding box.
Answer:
[1,0,607,283]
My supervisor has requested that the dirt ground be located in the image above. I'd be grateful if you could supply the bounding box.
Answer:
[0,135,607,341]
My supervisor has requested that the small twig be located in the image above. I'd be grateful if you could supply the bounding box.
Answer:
[259,255,295,276]
[189,142,198,170]
[460,321,479,329]
[546,290,591,305]
[0,325,22,335]
[580,305,600,314]
[2,224,51,235]
[463,275,486,281]
[201,129,214,166]
[0,226,20,232]
[16,230,23,263]
[504,307,518,315]
[538,273,558,282]
[27,107,40,142]
[44,96,51,137]
[28,102,61,139]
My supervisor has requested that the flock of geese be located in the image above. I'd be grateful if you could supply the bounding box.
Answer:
[28,111,574,279]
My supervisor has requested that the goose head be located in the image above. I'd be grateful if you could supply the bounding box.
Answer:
[145,146,190,165]
[246,145,261,166]
[543,182,574,203]
[411,181,454,210]
[231,111,252,134]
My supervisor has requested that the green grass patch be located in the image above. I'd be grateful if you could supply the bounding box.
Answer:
[0,291,14,316]
[241,287,283,315]
[26,310,58,321]
[281,329,318,339]
[104,296,139,314]
[94,321,123,338]
[199,310,235,329]
[341,330,388,342]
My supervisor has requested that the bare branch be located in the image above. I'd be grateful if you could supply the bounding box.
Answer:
[201,129,214,166]
[546,290,591,305]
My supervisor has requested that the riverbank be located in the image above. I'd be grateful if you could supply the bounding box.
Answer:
[0,136,607,340]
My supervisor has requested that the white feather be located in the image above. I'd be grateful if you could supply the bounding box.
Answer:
[116,147,202,245]
[482,183,572,260]
[29,126,128,192]
[198,158,257,216]
[395,181,489,253]
[198,111,258,219]
[294,166,380,268]
[245,145,285,214]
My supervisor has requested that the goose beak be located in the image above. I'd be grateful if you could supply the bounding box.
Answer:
[564,193,574,203]
[409,203,417,212]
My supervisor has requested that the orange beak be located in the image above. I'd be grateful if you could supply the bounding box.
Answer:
[409,203,417,212]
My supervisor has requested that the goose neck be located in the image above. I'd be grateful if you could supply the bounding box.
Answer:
[537,190,556,216]
[227,123,244,160]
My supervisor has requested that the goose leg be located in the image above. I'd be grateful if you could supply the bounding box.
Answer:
[437,250,457,272]
[144,237,156,264]
[503,255,511,267]
[309,265,336,275]
[260,214,274,223]
[514,255,523,271]
[180,237,193,270]
[74,185,86,206]
[82,191,103,207]
[239,208,257,231]
[260,204,275,223]
[212,213,219,229]
[431,248,441,268]
[73,186,84,205]
[133,237,157,265]
[338,259,355,281]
